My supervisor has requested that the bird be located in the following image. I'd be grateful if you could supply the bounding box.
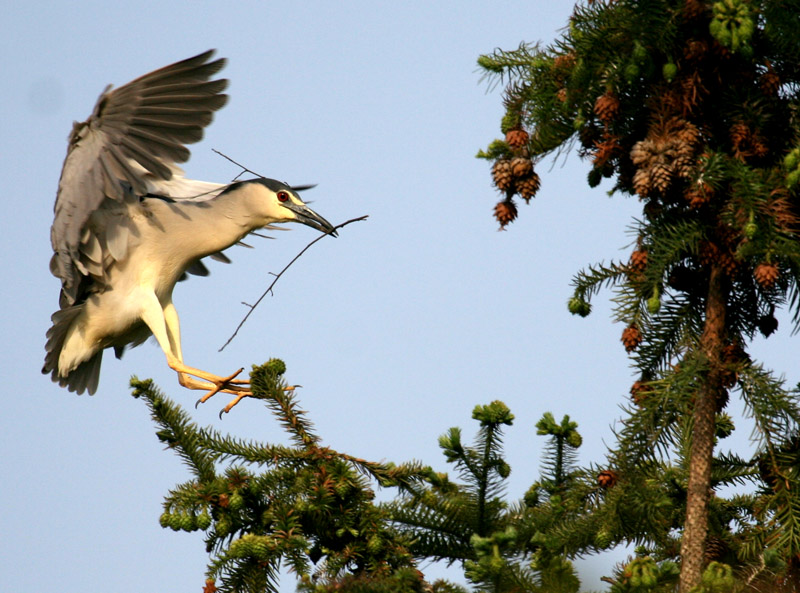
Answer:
[42,50,336,413]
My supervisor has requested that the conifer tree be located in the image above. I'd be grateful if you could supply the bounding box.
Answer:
[477,1,800,590]
[130,360,430,593]
[387,404,584,592]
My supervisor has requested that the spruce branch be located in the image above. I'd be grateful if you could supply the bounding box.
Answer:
[738,364,800,449]
[249,360,319,448]
[569,261,629,307]
[131,361,425,592]
[131,377,219,482]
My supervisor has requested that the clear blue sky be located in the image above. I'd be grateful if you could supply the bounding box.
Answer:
[3,2,796,592]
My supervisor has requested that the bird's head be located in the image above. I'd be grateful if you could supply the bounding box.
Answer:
[225,178,337,235]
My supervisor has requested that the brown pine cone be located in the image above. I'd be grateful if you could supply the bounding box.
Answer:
[505,128,529,149]
[684,181,713,209]
[632,168,652,197]
[685,189,710,209]
[510,157,533,178]
[629,140,652,166]
[676,122,700,146]
[594,92,620,124]
[754,261,779,289]
[651,163,672,193]
[494,199,517,229]
[629,249,648,273]
[492,159,514,192]
[516,172,541,202]
[697,240,738,276]
[630,381,652,406]
[630,139,659,196]
[553,52,577,72]
[597,469,619,489]
[621,325,642,352]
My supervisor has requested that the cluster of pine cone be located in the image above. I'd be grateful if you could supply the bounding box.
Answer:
[492,128,541,228]
[630,117,699,197]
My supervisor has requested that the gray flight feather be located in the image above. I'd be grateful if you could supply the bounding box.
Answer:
[50,50,229,307]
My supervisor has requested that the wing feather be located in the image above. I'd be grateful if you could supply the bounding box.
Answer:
[82,230,103,264]
[50,50,228,305]
[209,252,232,263]
[105,219,130,262]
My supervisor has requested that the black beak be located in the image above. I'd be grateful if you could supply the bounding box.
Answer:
[287,202,338,237]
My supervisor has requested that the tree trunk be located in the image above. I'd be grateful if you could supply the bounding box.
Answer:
[679,263,726,592]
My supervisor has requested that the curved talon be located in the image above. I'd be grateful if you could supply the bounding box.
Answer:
[219,391,252,417]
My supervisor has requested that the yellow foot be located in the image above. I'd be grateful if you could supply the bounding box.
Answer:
[218,391,252,417]
[185,367,252,416]
[214,385,300,417]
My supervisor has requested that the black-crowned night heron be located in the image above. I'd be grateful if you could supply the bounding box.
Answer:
[42,50,335,412]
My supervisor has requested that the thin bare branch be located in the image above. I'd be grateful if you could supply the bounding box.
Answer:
[212,148,265,180]
[213,149,320,192]
[219,215,369,351]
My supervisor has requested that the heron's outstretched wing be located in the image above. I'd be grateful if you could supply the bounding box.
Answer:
[50,50,228,306]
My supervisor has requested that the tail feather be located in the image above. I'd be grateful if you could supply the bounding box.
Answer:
[57,351,103,395]
[43,304,103,395]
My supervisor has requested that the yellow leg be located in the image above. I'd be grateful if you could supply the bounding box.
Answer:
[141,293,254,414]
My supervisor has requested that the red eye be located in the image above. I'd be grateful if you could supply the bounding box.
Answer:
[277,191,290,202]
